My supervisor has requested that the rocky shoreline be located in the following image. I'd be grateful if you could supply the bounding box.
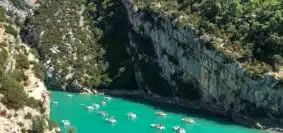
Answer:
[101,89,283,133]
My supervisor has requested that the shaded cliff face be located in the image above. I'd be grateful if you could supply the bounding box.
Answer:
[122,0,283,128]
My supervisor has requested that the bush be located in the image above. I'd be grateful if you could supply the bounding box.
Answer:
[17,122,24,127]
[68,127,76,133]
[16,53,30,69]
[0,8,6,22]
[31,116,46,133]
[24,112,33,119]
[0,110,7,117]
[0,49,8,68]
[21,128,27,133]
[0,76,28,109]
[4,24,18,37]
[47,119,58,130]
[32,63,44,80]
[10,70,25,82]
[26,97,42,110]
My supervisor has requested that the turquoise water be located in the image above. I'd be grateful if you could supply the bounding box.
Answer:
[50,90,264,133]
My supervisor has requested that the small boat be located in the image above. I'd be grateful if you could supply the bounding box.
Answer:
[52,101,59,104]
[105,117,117,123]
[127,112,137,119]
[150,124,165,130]
[173,126,186,133]
[172,125,180,131]
[98,111,108,116]
[181,117,195,123]
[92,103,100,109]
[67,94,73,97]
[178,128,186,133]
[104,96,111,101]
[150,124,156,127]
[155,111,167,116]
[61,120,71,126]
[101,101,107,105]
[86,106,94,110]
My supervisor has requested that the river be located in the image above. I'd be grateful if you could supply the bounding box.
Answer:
[50,90,265,133]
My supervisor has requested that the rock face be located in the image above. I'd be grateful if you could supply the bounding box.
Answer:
[121,0,283,129]
[0,1,58,132]
[0,0,39,23]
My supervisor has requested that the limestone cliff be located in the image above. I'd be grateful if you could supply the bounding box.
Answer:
[121,0,283,129]
[0,1,58,132]
[9,0,283,130]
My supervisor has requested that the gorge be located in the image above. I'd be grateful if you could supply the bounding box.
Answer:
[1,0,283,132]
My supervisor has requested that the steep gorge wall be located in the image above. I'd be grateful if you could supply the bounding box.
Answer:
[8,0,283,129]
[122,0,283,129]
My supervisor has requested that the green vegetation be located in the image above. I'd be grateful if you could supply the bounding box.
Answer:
[0,48,27,109]
[134,0,283,76]
[68,127,76,133]
[3,24,18,37]
[0,23,42,110]
[47,119,58,130]
[31,61,44,80]
[24,112,33,119]
[0,8,6,22]
[0,76,27,109]
[16,53,30,69]
[31,116,46,133]
[31,0,112,89]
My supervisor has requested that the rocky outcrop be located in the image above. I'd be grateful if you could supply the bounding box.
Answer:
[0,26,56,133]
[0,1,58,132]
[0,0,39,23]
[121,0,283,129]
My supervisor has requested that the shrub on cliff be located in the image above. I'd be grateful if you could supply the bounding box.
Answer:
[16,53,30,70]
[4,24,18,37]
[27,97,43,110]
[0,76,28,109]
[47,119,58,130]
[31,116,46,133]
[0,49,8,68]
[31,0,112,89]
[31,62,44,80]
[0,8,6,22]
[134,0,283,74]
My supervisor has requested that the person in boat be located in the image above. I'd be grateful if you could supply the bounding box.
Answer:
[156,124,161,128]
[155,124,165,130]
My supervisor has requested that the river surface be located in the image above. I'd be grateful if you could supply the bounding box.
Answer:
[50,90,265,133]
